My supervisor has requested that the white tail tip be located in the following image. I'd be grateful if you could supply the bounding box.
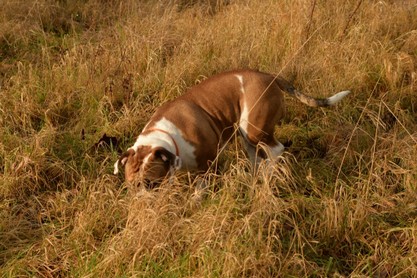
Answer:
[327,90,351,105]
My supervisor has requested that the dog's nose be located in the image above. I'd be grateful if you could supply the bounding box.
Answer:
[143,178,159,189]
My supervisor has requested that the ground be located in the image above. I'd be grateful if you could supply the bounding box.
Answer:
[1,0,417,277]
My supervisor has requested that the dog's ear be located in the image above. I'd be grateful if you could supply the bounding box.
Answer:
[153,147,181,170]
[114,149,135,174]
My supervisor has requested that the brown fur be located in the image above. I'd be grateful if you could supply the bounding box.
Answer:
[143,70,285,165]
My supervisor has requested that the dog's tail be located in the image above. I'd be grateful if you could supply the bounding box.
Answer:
[274,77,351,107]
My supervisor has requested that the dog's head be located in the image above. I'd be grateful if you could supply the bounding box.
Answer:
[114,146,181,186]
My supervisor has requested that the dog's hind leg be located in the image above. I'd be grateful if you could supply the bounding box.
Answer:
[240,137,261,167]
[239,126,285,170]
[258,140,285,162]
[254,140,285,178]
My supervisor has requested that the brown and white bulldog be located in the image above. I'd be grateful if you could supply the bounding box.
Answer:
[114,69,350,184]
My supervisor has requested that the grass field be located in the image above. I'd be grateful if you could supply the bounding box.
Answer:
[1,0,417,277]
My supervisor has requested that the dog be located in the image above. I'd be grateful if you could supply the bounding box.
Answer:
[114,69,350,184]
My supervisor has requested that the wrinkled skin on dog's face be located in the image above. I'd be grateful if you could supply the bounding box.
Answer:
[117,146,176,186]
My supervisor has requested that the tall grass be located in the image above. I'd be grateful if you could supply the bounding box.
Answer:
[1,0,416,276]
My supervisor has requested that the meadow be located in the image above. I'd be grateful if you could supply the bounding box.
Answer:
[1,0,417,276]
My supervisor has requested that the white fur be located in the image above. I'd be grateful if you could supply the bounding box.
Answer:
[235,74,245,94]
[141,153,152,173]
[327,90,351,105]
[114,161,120,174]
[236,75,251,140]
[133,117,198,170]
[114,156,129,174]
[239,100,249,138]
[263,142,285,159]
[132,131,172,153]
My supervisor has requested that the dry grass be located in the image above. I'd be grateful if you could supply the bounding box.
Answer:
[1,0,417,277]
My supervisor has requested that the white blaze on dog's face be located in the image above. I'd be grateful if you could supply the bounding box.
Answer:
[115,146,177,184]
